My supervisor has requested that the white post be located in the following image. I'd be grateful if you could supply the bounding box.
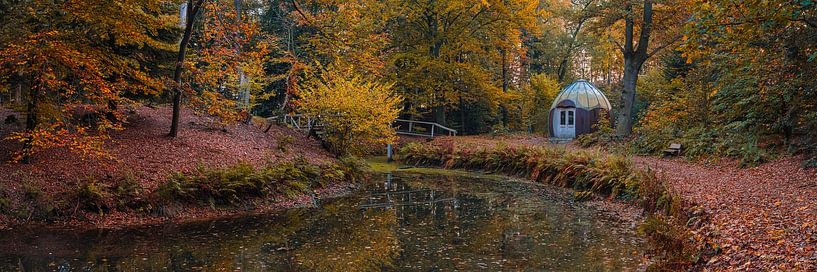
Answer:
[179,2,188,28]
[431,125,435,138]
[387,144,393,162]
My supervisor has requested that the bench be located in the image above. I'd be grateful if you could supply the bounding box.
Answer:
[663,143,682,156]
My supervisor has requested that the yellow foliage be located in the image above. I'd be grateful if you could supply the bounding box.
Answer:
[297,66,402,156]
[505,73,561,133]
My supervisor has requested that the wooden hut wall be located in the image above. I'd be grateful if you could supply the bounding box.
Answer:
[548,107,606,137]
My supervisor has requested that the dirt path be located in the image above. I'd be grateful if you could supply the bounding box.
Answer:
[631,156,817,270]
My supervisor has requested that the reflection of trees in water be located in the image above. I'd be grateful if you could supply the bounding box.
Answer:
[293,207,400,271]
[0,172,642,271]
[389,172,641,271]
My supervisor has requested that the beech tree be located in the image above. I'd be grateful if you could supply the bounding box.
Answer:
[187,0,275,125]
[593,0,688,136]
[0,0,174,162]
[169,0,208,137]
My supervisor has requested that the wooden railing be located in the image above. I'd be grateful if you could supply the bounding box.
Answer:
[393,119,457,137]
[268,114,323,133]
[270,114,456,138]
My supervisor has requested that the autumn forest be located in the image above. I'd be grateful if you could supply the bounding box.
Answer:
[0,0,816,271]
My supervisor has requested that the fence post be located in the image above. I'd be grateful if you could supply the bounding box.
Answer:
[431,125,435,138]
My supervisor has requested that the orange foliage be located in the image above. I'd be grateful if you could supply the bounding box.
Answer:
[0,1,174,162]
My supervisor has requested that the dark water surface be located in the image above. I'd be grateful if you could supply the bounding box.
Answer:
[0,171,644,271]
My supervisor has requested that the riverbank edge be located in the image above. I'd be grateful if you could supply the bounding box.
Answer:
[397,141,714,270]
[0,160,369,231]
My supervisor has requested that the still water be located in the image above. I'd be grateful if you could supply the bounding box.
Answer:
[0,171,644,271]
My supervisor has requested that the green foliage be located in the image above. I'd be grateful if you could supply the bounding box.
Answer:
[111,175,152,212]
[157,159,366,207]
[505,73,561,133]
[76,180,110,215]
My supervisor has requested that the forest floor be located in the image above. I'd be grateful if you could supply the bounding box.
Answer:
[0,105,346,229]
[408,135,817,270]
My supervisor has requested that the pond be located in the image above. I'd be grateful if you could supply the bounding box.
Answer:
[0,170,645,271]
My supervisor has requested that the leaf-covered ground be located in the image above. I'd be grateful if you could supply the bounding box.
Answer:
[0,106,338,228]
[632,156,817,270]
[405,135,817,270]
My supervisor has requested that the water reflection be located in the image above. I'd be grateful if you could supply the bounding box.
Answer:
[0,171,644,271]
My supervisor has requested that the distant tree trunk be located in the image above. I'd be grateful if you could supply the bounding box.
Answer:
[169,1,205,137]
[556,0,593,83]
[427,6,447,126]
[500,48,509,126]
[22,77,36,164]
[615,0,653,137]
[433,105,446,126]
[459,96,466,135]
[13,73,22,104]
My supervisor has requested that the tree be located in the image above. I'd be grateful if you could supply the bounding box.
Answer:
[506,73,560,133]
[297,66,402,156]
[0,0,174,162]
[593,0,688,136]
[169,0,208,137]
[187,0,275,125]
[678,0,817,163]
[386,0,541,128]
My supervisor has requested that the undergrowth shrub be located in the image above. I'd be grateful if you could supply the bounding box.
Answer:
[401,142,642,200]
[157,158,367,207]
[631,126,770,167]
[112,175,152,212]
[20,181,62,220]
[76,180,110,215]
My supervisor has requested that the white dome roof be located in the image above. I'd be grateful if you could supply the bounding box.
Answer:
[549,79,612,110]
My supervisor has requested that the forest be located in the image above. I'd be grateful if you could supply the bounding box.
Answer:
[0,0,816,271]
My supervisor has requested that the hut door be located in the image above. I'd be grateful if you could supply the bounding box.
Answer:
[557,109,576,138]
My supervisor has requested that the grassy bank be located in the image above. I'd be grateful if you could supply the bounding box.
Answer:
[399,140,709,270]
[0,157,368,228]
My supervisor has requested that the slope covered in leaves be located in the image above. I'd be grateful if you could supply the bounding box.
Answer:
[632,156,817,270]
[0,106,336,227]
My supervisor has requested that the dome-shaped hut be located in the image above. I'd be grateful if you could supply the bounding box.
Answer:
[549,80,611,138]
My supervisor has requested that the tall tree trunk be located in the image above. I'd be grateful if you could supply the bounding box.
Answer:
[169,1,203,137]
[433,105,446,126]
[556,0,592,83]
[614,0,653,137]
[616,60,642,136]
[426,5,446,126]
[459,96,466,135]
